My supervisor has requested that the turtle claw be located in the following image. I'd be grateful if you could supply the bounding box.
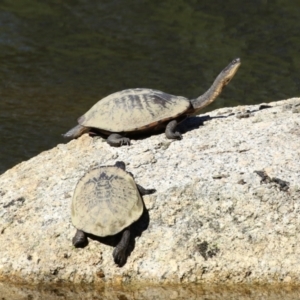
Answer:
[174,132,182,140]
[120,137,131,146]
[169,131,182,140]
[107,134,131,147]
[112,247,127,267]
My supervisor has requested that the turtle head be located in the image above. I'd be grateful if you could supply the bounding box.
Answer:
[219,58,241,87]
[115,161,126,171]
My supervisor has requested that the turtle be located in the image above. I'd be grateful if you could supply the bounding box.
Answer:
[63,58,241,146]
[71,161,156,267]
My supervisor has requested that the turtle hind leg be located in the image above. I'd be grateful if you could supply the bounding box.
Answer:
[165,120,182,140]
[63,124,89,139]
[113,228,131,267]
[72,229,88,248]
[107,133,131,147]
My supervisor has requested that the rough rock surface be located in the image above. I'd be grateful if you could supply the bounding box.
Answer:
[1,282,300,300]
[0,98,300,286]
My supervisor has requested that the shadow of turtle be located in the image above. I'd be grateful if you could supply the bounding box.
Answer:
[86,115,210,141]
[79,202,150,267]
[177,115,210,134]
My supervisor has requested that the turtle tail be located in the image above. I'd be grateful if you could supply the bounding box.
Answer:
[62,124,89,139]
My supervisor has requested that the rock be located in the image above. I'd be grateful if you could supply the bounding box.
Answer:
[1,281,299,299]
[0,98,300,286]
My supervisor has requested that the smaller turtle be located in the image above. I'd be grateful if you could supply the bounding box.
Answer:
[63,58,241,146]
[71,161,156,266]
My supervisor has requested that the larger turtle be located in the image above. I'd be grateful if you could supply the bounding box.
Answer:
[64,58,241,146]
[71,161,156,266]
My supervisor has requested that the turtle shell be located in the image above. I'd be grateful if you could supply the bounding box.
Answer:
[78,88,190,132]
[71,165,143,237]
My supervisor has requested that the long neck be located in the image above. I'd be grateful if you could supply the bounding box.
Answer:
[190,73,227,115]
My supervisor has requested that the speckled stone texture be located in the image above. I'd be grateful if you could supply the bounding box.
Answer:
[0,98,300,286]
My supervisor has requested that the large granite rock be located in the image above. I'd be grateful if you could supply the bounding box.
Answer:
[0,98,300,286]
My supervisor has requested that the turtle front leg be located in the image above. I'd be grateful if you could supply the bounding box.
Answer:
[136,184,156,196]
[72,229,88,247]
[165,120,182,140]
[113,228,131,267]
[107,133,131,147]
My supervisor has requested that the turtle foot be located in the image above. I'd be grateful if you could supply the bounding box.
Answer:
[112,228,131,267]
[72,230,88,248]
[145,188,156,194]
[112,247,127,267]
[107,133,131,147]
[166,131,182,140]
[165,120,182,140]
[173,132,182,140]
[136,184,156,196]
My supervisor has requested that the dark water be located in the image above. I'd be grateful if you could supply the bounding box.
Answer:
[1,282,300,300]
[0,1,300,174]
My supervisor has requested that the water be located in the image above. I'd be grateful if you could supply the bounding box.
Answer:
[1,1,300,174]
[1,1,300,295]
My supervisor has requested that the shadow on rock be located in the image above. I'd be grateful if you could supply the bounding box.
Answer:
[77,203,150,267]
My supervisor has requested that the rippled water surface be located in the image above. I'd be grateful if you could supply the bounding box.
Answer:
[0,1,300,173]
